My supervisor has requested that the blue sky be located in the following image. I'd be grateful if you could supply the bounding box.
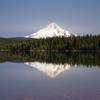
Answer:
[0,0,100,37]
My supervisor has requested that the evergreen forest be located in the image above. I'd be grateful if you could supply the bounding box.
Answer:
[0,35,100,52]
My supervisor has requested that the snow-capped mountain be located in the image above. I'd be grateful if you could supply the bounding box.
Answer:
[25,22,77,39]
[25,62,74,78]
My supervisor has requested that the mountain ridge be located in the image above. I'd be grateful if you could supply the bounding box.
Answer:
[25,22,77,38]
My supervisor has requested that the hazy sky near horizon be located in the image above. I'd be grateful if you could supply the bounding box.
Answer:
[0,0,100,37]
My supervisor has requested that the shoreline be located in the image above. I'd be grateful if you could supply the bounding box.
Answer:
[0,49,100,53]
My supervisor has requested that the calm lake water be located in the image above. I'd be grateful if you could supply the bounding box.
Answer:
[0,52,100,100]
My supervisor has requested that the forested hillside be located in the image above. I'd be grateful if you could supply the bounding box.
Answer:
[0,35,100,52]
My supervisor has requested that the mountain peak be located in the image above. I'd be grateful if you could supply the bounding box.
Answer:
[25,22,77,38]
[46,22,62,30]
[47,22,58,28]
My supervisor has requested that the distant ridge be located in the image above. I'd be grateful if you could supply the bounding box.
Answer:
[25,22,77,39]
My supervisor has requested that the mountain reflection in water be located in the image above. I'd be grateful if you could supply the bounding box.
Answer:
[0,52,100,100]
[25,62,75,78]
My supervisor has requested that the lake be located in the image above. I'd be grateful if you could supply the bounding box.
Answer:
[0,52,100,100]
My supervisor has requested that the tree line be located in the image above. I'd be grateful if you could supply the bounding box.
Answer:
[0,35,100,51]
